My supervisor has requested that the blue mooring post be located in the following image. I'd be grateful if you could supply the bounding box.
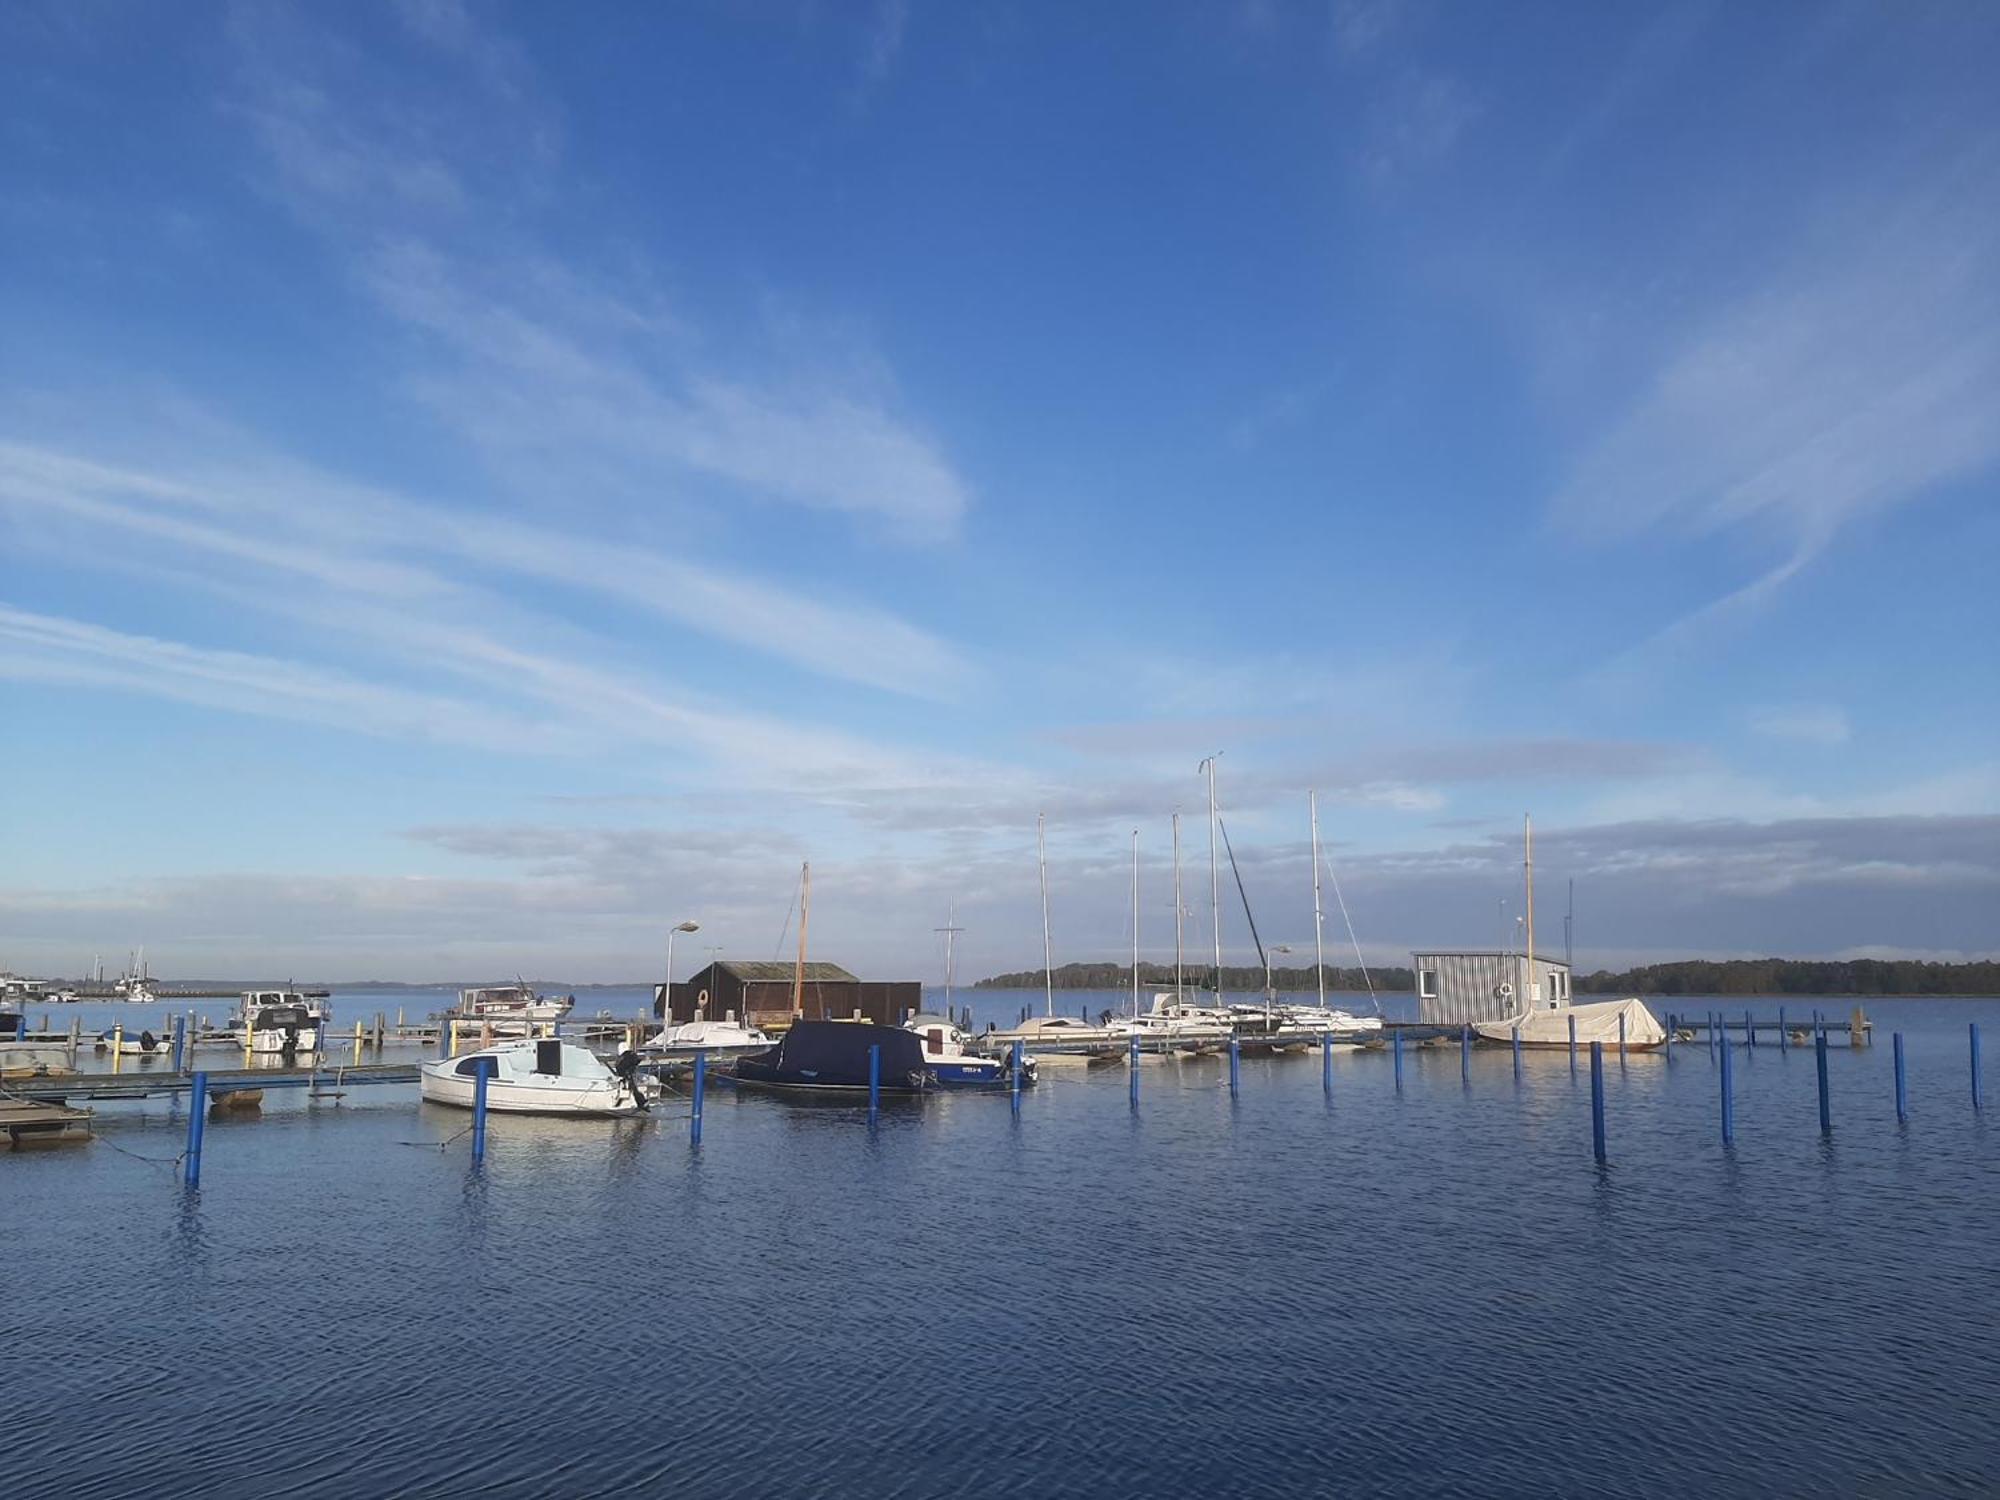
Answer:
[185,1071,208,1187]
[1815,1030,1831,1136]
[1707,1011,1717,1062]
[1130,1033,1141,1106]
[1322,1032,1333,1094]
[1779,1005,1788,1054]
[867,1043,881,1124]
[1392,1028,1404,1090]
[171,1013,186,1073]
[1010,1041,1022,1115]
[471,1057,491,1165]
[1720,1033,1734,1146]
[1665,1016,1674,1062]
[1590,1042,1606,1165]
[1228,1037,1241,1097]
[1461,1024,1471,1084]
[1512,1023,1522,1079]
[1618,1010,1627,1064]
[1567,1012,1577,1074]
[691,1050,706,1145]
[1970,1023,1983,1114]
[1894,1033,1908,1123]
[1746,1008,1755,1050]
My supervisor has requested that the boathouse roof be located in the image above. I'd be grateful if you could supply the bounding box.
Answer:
[708,960,861,985]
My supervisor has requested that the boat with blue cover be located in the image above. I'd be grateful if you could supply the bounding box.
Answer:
[728,1020,935,1095]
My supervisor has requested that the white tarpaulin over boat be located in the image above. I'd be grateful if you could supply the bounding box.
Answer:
[1475,997,1665,1049]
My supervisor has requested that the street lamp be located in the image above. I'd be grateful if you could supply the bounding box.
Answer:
[1264,943,1293,1018]
[663,920,700,1023]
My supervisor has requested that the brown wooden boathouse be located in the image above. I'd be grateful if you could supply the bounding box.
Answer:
[655,960,921,1029]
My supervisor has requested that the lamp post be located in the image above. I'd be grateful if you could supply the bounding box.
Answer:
[663,920,699,1026]
[1264,943,1292,1023]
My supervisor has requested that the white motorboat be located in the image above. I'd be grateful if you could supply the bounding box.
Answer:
[983,1013,1123,1060]
[642,1016,772,1055]
[906,1012,1034,1086]
[419,1038,649,1116]
[454,983,574,1035]
[236,990,332,1057]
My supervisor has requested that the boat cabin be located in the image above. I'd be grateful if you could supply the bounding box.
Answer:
[1412,950,1574,1026]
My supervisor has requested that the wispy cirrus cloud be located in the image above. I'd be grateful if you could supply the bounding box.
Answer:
[226,2,971,545]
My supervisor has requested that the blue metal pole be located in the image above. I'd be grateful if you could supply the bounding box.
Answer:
[1618,1010,1627,1063]
[1720,1033,1734,1146]
[867,1043,880,1124]
[472,1057,490,1164]
[1322,1032,1333,1093]
[1745,1008,1755,1050]
[1228,1037,1240,1097]
[1707,1010,1716,1062]
[1512,1023,1522,1079]
[1971,1023,1983,1114]
[1461,1024,1471,1084]
[1779,1005,1787,1054]
[185,1071,208,1187]
[1393,1028,1403,1091]
[691,1050,706,1145]
[171,1012,187,1073]
[1815,1030,1831,1136]
[1590,1042,1606,1164]
[1567,1012,1577,1074]
[1131,1033,1141,1106]
[1010,1040,1022,1115]
[1893,1032,1907,1123]
[1664,1016,1674,1062]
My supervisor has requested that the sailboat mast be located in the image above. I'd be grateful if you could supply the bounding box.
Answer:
[1130,828,1140,1020]
[1523,816,1535,1007]
[943,898,957,1011]
[1037,813,1054,1019]
[1172,811,1183,997]
[794,861,811,1018]
[1311,790,1326,1010]
[1202,756,1222,1003]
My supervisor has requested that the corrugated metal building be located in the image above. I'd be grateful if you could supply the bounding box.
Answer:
[1412,950,1573,1026]
[655,960,921,1029]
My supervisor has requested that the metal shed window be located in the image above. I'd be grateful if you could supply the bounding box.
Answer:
[1418,968,1439,999]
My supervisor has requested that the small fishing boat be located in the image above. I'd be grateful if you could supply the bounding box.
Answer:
[453,983,574,1036]
[905,1013,1033,1087]
[419,1038,649,1116]
[95,1028,173,1057]
[729,1020,934,1095]
[117,948,159,1003]
[236,989,332,1057]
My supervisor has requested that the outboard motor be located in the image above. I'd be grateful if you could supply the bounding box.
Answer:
[612,1048,649,1111]
[140,1029,158,1053]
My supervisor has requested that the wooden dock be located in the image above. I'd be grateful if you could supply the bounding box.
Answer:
[6,1062,424,1102]
[1,1095,93,1146]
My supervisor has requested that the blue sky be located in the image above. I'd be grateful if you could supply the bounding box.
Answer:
[3,0,1997,982]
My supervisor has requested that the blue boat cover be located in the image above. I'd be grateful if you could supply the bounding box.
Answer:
[735,1021,930,1090]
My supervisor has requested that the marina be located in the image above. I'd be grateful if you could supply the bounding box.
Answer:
[5,988,1996,1498]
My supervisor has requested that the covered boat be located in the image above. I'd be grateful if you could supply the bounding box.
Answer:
[730,1020,933,1095]
[1475,996,1665,1050]
[642,1016,772,1056]
[419,1038,648,1116]
[982,1014,1123,1062]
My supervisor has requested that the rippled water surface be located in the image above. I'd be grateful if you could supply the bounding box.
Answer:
[8,992,1999,1497]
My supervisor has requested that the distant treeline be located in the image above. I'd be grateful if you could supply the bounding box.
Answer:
[1574,958,2000,997]
[973,962,1413,993]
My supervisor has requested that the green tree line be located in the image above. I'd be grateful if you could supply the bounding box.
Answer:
[1572,958,2000,997]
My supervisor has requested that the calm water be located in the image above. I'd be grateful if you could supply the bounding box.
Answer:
[7,991,1998,1498]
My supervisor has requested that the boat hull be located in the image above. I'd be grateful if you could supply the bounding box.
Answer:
[418,1066,641,1116]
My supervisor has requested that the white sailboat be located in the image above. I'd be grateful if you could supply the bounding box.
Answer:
[1108,823,1232,1051]
[1285,790,1382,1046]
[986,814,1119,1058]
[1473,816,1665,1050]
